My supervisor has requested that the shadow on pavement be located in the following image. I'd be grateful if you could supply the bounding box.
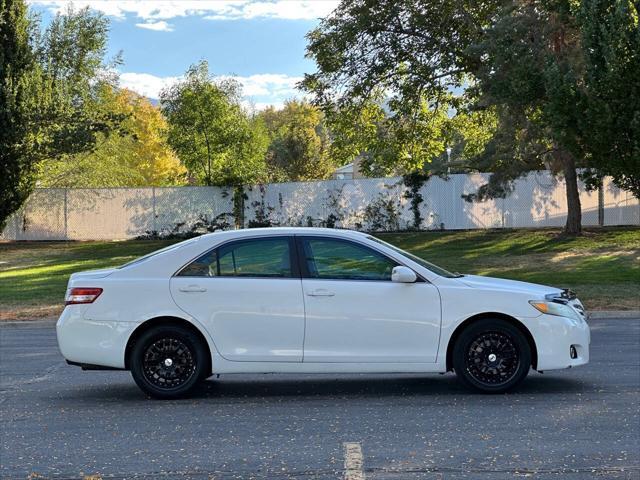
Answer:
[50,371,590,404]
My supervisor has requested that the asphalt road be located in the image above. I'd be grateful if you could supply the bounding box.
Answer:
[1,318,639,480]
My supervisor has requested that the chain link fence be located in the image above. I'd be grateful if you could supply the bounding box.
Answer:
[2,172,638,241]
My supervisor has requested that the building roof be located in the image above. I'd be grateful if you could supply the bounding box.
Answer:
[333,163,354,174]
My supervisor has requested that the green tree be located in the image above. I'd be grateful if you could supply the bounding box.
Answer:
[39,87,186,187]
[0,0,38,231]
[579,0,640,196]
[259,100,334,181]
[323,98,386,173]
[34,5,124,164]
[468,2,592,233]
[304,0,640,234]
[0,2,124,229]
[325,93,491,177]
[160,61,268,186]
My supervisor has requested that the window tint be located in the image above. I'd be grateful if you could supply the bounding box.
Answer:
[302,238,396,281]
[178,237,293,278]
[178,250,218,277]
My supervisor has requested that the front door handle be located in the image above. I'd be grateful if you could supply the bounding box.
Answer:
[179,285,207,293]
[307,289,335,297]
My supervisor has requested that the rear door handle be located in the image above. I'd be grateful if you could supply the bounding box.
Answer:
[179,285,207,293]
[307,289,335,297]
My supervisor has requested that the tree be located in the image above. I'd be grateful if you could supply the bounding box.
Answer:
[0,2,124,229]
[259,100,334,181]
[34,5,124,162]
[323,98,386,173]
[39,88,186,187]
[160,61,268,186]
[304,0,640,234]
[444,105,499,173]
[579,0,640,196]
[468,2,591,233]
[333,98,451,177]
[0,0,38,231]
[325,93,493,177]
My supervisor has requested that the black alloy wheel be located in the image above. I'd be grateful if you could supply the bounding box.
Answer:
[453,319,531,393]
[142,337,196,389]
[130,325,209,399]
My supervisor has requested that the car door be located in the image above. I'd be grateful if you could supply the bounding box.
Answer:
[170,235,305,362]
[297,236,441,363]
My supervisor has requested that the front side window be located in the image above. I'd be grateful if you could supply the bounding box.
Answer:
[178,237,293,278]
[367,235,459,278]
[301,237,397,281]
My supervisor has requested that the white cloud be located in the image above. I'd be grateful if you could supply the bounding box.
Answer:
[119,72,304,108]
[241,100,285,112]
[203,1,338,20]
[119,72,179,99]
[28,1,338,21]
[221,73,303,97]
[135,20,174,31]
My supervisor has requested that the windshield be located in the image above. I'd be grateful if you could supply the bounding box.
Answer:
[367,236,460,278]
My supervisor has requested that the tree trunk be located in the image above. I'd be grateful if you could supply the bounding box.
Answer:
[560,151,582,235]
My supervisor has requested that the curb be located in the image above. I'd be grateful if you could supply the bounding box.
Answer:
[0,319,57,327]
[587,310,640,319]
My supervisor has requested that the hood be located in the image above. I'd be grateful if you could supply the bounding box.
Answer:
[69,268,116,281]
[458,274,561,297]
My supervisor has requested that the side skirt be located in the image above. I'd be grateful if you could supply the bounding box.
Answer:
[211,360,446,375]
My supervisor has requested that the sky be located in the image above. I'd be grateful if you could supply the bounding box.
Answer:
[27,1,340,109]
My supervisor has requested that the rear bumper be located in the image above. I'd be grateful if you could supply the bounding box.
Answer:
[56,306,136,369]
[523,313,590,371]
[66,360,124,370]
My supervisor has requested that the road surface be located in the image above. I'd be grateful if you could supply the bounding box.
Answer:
[1,318,639,479]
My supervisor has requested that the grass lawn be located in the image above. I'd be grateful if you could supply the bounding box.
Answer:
[1,227,638,320]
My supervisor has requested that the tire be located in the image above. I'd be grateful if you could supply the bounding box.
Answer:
[452,319,531,393]
[130,325,209,399]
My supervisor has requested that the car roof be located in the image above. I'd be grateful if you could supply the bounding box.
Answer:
[199,227,369,241]
[118,228,376,277]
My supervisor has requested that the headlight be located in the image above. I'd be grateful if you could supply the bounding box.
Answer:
[529,300,582,320]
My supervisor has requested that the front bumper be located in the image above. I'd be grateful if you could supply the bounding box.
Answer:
[56,306,136,369]
[522,313,590,371]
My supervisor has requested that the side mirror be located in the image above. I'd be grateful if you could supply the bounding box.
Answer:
[391,266,417,283]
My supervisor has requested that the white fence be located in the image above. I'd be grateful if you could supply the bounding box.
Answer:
[1,172,638,241]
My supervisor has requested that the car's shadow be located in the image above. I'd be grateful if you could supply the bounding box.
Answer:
[195,373,590,398]
[53,371,592,404]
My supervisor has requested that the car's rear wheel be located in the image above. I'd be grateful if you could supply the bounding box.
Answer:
[130,325,208,399]
[453,319,531,393]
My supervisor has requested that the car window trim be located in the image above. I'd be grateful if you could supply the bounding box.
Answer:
[294,235,426,283]
[174,234,301,279]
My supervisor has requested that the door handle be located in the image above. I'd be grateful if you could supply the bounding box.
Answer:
[307,289,335,297]
[179,285,207,293]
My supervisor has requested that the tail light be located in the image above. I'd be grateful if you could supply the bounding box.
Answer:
[65,288,103,305]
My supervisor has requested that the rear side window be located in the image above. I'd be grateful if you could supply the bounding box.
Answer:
[178,237,294,278]
[300,237,397,281]
[177,250,218,277]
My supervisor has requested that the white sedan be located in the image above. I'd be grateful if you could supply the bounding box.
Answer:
[57,228,590,398]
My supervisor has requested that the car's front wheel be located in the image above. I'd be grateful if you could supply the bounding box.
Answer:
[130,325,209,399]
[453,319,531,393]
